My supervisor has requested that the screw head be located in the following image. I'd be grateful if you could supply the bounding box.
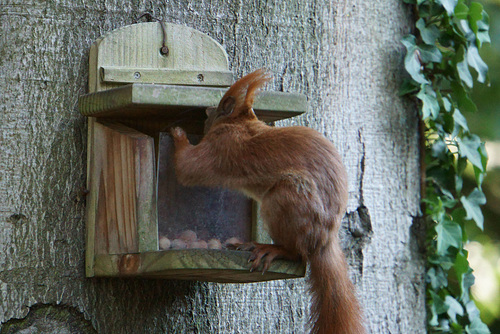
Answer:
[134,72,141,79]
[160,46,169,56]
[197,74,204,82]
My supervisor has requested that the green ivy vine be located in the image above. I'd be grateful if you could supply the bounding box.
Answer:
[401,0,491,333]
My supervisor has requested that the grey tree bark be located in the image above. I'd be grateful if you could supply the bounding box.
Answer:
[0,1,425,333]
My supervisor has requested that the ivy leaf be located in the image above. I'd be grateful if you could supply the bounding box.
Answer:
[463,271,476,302]
[468,3,490,48]
[401,33,417,49]
[459,19,476,43]
[442,96,452,112]
[454,1,469,20]
[456,46,473,88]
[399,79,419,96]
[478,143,488,179]
[461,189,486,230]
[460,188,486,229]
[435,220,462,255]
[417,18,441,45]
[430,290,449,315]
[429,254,456,271]
[419,45,443,63]
[473,142,487,187]
[431,139,449,161]
[457,59,473,89]
[475,11,491,47]
[429,300,439,327]
[468,2,484,28]
[402,35,429,84]
[467,45,488,84]
[466,317,491,334]
[457,135,483,170]
[453,109,469,133]
[451,81,478,113]
[427,267,448,289]
[438,0,458,16]
[417,85,440,119]
[452,208,467,228]
[455,250,474,301]
[466,300,481,321]
[456,156,468,177]
[445,296,464,323]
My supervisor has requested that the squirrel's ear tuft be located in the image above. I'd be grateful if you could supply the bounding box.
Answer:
[244,69,272,109]
[217,69,272,115]
[219,96,236,116]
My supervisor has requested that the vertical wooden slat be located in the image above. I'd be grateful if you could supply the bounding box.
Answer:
[122,136,131,251]
[95,171,109,254]
[118,134,130,252]
[136,136,158,252]
[123,135,136,252]
[85,118,97,276]
[127,137,139,252]
[103,129,121,254]
[113,131,127,252]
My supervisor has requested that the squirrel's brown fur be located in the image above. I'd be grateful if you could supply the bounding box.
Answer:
[171,69,365,334]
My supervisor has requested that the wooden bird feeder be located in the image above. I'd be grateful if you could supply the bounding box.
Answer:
[79,20,307,283]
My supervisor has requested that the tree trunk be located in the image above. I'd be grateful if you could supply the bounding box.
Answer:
[0,1,425,333]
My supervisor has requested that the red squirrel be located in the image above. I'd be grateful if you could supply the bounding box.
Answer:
[170,69,365,334]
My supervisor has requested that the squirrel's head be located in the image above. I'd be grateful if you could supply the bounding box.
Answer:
[204,69,272,134]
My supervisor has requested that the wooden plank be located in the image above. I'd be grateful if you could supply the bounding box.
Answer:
[135,136,158,252]
[92,121,157,254]
[93,250,305,283]
[88,39,100,93]
[85,118,98,276]
[78,84,307,121]
[102,126,121,254]
[112,131,127,252]
[100,67,233,86]
[118,134,131,251]
[124,136,137,252]
[94,22,231,92]
[95,171,109,254]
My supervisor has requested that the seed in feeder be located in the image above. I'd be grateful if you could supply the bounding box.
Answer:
[159,236,171,250]
[171,239,187,249]
[207,238,222,250]
[225,237,242,247]
[189,240,208,249]
[179,230,197,243]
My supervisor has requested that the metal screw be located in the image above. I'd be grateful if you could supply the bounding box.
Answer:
[160,46,169,56]
[135,13,169,57]
[197,74,204,82]
[134,72,141,79]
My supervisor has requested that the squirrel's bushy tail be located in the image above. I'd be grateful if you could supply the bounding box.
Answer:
[308,240,365,334]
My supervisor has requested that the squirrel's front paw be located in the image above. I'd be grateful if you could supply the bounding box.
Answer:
[170,127,188,142]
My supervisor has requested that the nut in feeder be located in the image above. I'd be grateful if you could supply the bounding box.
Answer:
[79,17,307,282]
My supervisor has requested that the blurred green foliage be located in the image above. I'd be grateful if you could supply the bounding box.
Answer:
[471,1,500,141]
[468,0,500,332]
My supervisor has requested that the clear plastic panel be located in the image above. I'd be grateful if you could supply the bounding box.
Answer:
[157,132,252,250]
